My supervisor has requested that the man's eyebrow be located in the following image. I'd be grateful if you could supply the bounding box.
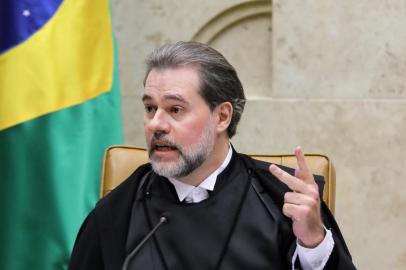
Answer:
[142,93,190,105]
[162,94,189,105]
[142,94,153,102]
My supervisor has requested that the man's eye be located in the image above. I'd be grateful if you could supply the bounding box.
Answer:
[171,107,182,114]
[144,105,156,113]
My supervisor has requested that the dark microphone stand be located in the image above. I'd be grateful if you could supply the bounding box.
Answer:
[122,215,169,270]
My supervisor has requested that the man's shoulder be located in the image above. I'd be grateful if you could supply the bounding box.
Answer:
[236,152,325,199]
[95,163,152,211]
[236,152,295,176]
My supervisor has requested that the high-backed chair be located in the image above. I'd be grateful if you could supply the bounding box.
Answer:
[101,145,336,214]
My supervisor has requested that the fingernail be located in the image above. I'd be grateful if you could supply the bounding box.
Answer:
[295,146,302,155]
[270,164,277,172]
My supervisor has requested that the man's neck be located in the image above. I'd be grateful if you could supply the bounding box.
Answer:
[178,138,230,186]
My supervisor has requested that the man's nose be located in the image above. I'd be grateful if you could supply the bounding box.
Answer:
[146,109,170,133]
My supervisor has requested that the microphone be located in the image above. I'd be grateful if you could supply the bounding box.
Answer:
[122,213,170,270]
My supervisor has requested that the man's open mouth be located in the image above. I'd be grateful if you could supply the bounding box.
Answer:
[152,140,178,152]
[155,145,177,151]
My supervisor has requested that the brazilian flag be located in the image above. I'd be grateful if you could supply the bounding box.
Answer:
[0,0,123,269]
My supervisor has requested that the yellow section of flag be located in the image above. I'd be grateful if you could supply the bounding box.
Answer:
[0,0,113,130]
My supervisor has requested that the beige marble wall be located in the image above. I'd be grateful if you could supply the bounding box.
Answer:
[111,0,406,269]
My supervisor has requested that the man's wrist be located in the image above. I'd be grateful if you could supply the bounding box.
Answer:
[298,225,326,248]
[295,228,335,270]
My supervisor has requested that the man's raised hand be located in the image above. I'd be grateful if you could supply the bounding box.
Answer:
[269,146,325,248]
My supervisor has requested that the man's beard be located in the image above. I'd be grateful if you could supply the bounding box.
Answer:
[148,123,215,178]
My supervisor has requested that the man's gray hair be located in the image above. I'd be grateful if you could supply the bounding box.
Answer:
[143,41,246,138]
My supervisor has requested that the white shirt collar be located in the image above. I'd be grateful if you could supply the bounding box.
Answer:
[168,145,233,202]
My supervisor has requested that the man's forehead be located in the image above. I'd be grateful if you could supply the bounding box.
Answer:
[142,67,203,103]
[144,66,200,88]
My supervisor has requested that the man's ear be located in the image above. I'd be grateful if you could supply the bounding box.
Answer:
[215,102,233,134]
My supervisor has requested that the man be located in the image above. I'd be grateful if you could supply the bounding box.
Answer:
[69,41,356,269]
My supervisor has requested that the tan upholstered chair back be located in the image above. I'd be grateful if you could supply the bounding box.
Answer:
[101,145,336,214]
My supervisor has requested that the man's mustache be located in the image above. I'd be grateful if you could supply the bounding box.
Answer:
[149,133,180,152]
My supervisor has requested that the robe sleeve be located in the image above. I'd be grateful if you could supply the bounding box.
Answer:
[320,202,357,270]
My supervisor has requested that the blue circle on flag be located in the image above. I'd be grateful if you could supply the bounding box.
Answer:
[0,0,63,54]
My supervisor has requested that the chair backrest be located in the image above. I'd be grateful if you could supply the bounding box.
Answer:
[101,145,336,214]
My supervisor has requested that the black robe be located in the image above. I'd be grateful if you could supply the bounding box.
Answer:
[69,150,356,270]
